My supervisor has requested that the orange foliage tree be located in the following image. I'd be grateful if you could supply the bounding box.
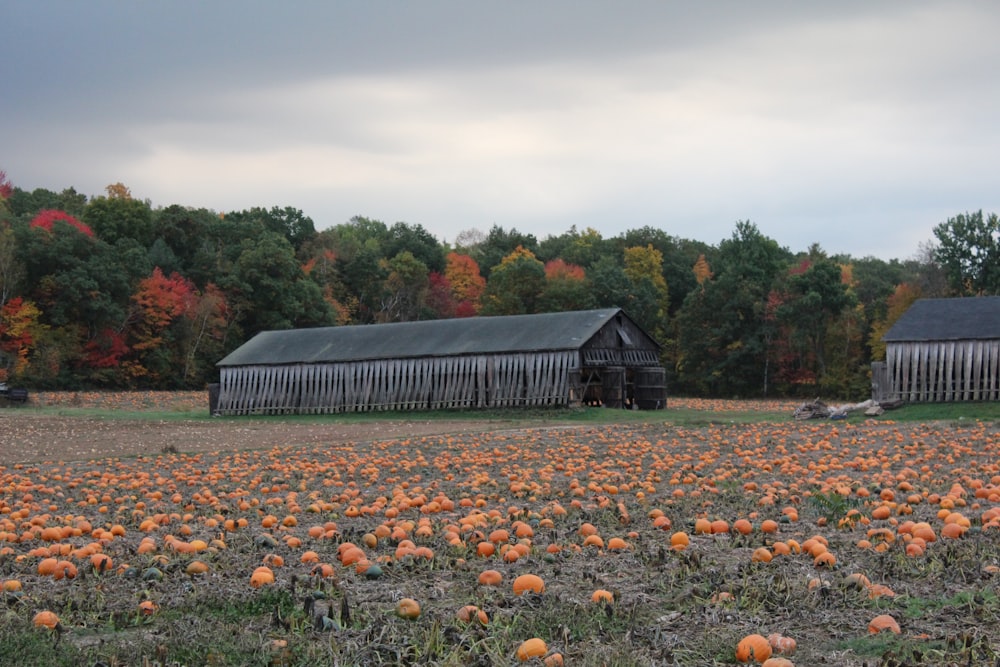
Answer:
[0,297,45,379]
[444,252,485,314]
[869,282,922,361]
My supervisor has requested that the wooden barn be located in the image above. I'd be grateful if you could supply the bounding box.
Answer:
[873,296,1000,403]
[214,308,666,415]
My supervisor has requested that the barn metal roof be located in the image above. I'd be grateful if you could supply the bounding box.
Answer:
[218,308,646,366]
[882,296,1000,342]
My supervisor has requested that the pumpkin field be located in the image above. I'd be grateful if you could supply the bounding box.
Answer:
[1,396,999,666]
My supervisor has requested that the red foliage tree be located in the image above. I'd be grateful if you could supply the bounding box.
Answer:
[83,329,129,369]
[544,258,586,281]
[131,268,195,351]
[30,209,94,237]
[0,170,12,202]
[426,271,456,318]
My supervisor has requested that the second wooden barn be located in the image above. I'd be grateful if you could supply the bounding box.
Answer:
[875,296,1000,402]
[214,308,666,415]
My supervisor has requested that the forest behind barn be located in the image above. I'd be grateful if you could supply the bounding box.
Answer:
[1,173,998,400]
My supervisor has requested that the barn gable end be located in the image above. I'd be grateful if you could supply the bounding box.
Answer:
[875,297,1000,402]
[215,308,666,415]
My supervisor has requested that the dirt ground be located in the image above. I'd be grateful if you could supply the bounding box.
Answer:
[0,413,518,466]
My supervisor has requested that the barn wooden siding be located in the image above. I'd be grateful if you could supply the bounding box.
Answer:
[218,350,578,415]
[885,340,1000,402]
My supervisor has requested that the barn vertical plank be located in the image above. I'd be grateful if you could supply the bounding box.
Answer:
[426,358,439,409]
[900,344,911,402]
[963,342,974,401]
[944,342,954,402]
[506,354,517,406]
[456,355,467,408]
[239,366,250,414]
[482,356,492,407]
[462,355,476,407]
[233,367,245,415]
[886,345,899,401]
[300,365,311,413]
[273,366,284,413]
[342,362,355,412]
[973,340,984,401]
[494,355,506,407]
[224,368,234,415]
[410,359,422,409]
[516,354,526,406]
[418,358,430,409]
[442,356,453,408]
[281,365,292,413]
[330,364,343,413]
[315,365,325,413]
[989,341,1000,400]
[395,359,407,410]
[988,341,999,400]
[927,344,940,402]
[218,368,230,414]
[918,343,928,402]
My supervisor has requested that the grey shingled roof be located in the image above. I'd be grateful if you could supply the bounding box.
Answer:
[218,308,640,366]
[882,296,1000,342]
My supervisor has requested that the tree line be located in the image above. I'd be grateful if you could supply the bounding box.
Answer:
[1,171,996,398]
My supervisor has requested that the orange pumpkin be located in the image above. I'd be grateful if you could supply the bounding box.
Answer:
[185,560,209,576]
[456,604,489,625]
[736,634,772,663]
[516,637,548,661]
[591,589,614,604]
[32,610,60,630]
[395,597,421,620]
[478,569,503,587]
[760,658,796,667]
[512,574,545,595]
[868,614,901,634]
[250,566,275,588]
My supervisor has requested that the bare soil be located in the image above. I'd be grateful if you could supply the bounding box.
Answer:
[0,412,515,465]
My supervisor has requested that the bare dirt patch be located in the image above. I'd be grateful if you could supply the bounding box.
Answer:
[0,413,514,465]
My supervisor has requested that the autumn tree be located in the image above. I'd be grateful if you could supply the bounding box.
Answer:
[869,282,922,361]
[480,246,546,315]
[15,212,133,385]
[692,254,712,288]
[538,258,594,312]
[426,271,457,318]
[473,226,538,279]
[537,226,608,269]
[0,170,12,204]
[444,252,485,315]
[623,244,669,340]
[126,268,194,382]
[0,297,45,380]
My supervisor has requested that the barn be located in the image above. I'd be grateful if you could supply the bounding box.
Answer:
[214,308,666,415]
[874,296,1000,403]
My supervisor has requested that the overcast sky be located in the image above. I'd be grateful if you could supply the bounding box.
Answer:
[4,2,999,261]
